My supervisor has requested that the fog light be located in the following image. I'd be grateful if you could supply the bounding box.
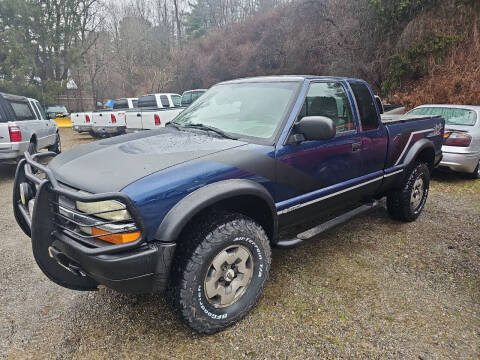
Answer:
[19,182,32,205]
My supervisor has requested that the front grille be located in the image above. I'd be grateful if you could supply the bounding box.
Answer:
[50,193,139,248]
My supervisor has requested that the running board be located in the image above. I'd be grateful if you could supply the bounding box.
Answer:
[275,201,379,249]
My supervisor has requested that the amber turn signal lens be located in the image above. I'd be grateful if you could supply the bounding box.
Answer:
[91,227,140,244]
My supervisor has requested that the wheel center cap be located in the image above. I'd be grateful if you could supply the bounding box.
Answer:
[224,269,235,282]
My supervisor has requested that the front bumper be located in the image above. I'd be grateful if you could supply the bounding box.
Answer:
[13,152,176,294]
[439,150,480,173]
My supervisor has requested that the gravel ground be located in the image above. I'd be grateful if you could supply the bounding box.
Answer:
[0,128,479,359]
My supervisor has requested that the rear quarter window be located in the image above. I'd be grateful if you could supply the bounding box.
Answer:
[348,81,380,131]
[10,101,35,121]
[160,95,170,107]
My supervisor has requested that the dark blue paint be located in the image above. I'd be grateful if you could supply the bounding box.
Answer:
[119,76,445,241]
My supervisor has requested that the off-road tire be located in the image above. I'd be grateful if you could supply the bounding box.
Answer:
[169,212,271,334]
[47,132,61,154]
[387,161,430,222]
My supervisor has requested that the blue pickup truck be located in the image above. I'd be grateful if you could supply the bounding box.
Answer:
[13,76,444,333]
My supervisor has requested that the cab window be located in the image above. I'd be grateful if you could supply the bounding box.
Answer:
[298,82,355,134]
[171,95,182,107]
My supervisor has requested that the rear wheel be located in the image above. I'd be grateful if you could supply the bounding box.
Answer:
[387,161,430,222]
[27,140,37,155]
[169,212,271,334]
[47,132,61,154]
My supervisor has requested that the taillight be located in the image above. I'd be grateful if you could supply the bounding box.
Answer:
[111,114,117,123]
[85,114,90,123]
[154,114,161,126]
[9,125,22,142]
[444,132,472,147]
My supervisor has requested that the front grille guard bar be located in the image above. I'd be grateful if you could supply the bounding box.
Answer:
[21,151,148,256]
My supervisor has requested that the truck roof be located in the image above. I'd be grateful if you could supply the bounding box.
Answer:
[0,92,29,102]
[219,75,362,84]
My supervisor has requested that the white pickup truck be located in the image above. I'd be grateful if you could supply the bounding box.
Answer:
[71,112,94,134]
[92,98,138,137]
[125,93,183,133]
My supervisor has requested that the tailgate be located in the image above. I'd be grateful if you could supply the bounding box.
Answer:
[113,111,127,126]
[126,110,143,130]
[71,113,84,126]
[92,112,110,126]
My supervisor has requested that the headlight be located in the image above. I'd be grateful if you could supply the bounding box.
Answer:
[76,199,131,221]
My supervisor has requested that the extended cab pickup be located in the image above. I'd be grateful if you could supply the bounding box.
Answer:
[13,76,444,334]
[91,98,138,137]
[125,93,183,132]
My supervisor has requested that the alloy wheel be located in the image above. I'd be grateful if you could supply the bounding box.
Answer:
[203,244,254,308]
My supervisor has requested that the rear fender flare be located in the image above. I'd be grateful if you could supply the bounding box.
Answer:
[154,179,278,243]
[402,138,435,169]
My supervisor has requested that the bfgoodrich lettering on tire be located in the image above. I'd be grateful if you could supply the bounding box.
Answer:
[169,212,271,334]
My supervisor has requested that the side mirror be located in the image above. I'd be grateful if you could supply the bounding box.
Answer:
[375,96,384,114]
[293,116,336,142]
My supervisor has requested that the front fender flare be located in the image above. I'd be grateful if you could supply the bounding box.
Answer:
[154,179,278,243]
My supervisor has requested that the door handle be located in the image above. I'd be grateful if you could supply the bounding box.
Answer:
[352,142,362,152]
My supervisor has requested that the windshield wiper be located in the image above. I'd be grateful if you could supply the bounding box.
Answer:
[181,123,238,140]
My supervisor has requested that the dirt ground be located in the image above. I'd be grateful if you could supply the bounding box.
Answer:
[0,128,479,359]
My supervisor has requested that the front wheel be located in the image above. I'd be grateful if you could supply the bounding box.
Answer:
[387,161,430,222]
[169,212,271,334]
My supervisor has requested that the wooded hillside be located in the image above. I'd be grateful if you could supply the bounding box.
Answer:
[0,0,478,109]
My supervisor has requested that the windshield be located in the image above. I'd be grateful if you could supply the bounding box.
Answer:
[172,82,301,140]
[47,106,68,114]
[409,107,477,126]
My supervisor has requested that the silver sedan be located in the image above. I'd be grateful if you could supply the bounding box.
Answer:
[408,105,480,179]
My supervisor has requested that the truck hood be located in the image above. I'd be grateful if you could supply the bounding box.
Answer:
[49,128,247,193]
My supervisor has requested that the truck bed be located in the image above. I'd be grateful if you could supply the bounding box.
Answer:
[381,114,440,124]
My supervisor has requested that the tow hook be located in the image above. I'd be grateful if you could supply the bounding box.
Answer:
[48,246,87,277]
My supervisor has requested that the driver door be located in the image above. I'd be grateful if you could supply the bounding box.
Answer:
[275,81,365,217]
